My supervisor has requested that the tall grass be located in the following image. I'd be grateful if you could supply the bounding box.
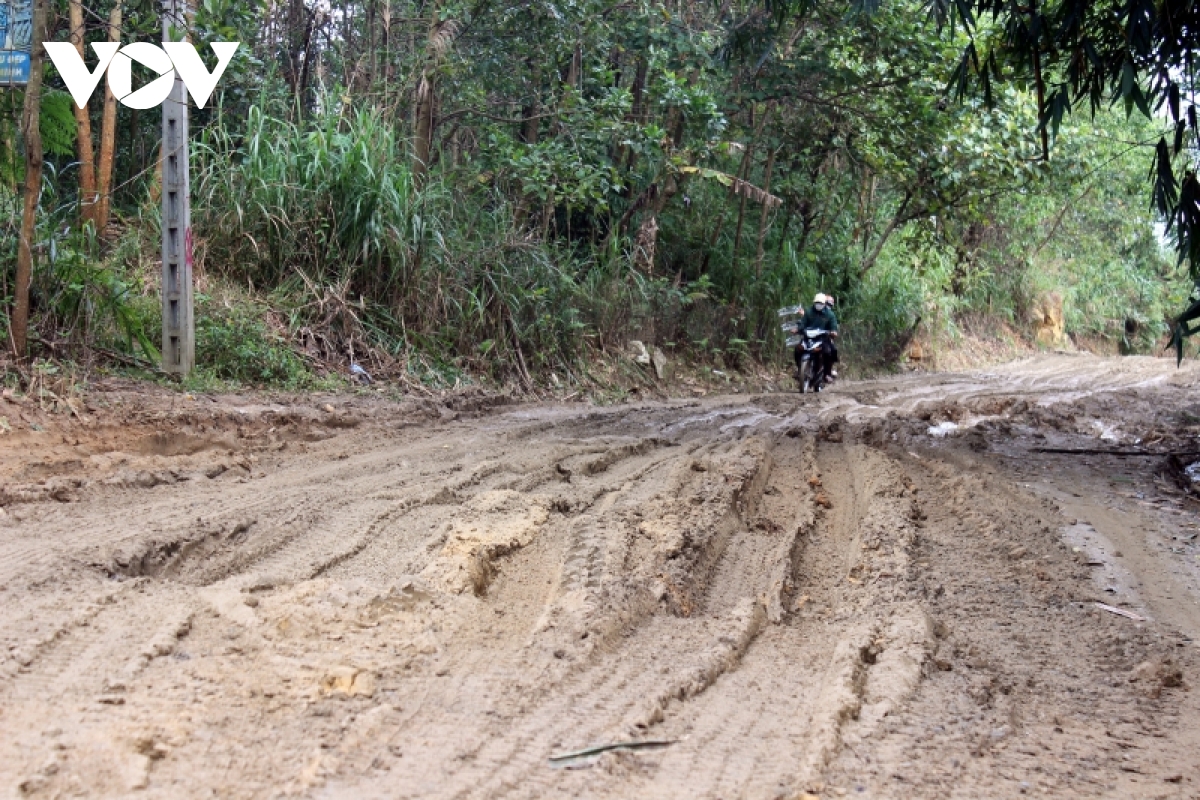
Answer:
[0,167,159,364]
[194,104,419,295]
[190,103,784,384]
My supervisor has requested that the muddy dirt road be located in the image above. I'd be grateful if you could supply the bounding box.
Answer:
[2,354,1199,798]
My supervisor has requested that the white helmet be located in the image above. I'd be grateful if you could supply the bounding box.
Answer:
[813,293,827,305]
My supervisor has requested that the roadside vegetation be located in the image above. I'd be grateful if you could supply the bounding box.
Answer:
[0,0,1190,391]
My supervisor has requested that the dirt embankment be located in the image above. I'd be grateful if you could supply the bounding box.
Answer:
[0,354,1198,799]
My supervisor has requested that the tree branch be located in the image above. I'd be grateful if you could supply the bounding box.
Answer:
[860,190,915,276]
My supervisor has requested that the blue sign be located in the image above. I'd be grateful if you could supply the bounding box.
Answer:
[1,0,32,87]
[0,50,30,85]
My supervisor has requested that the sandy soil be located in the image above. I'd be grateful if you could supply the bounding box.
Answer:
[1,353,1199,799]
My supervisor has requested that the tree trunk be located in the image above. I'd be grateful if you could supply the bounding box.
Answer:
[629,57,648,122]
[413,71,435,186]
[856,173,877,253]
[775,205,793,256]
[283,0,317,106]
[412,17,456,187]
[286,0,306,93]
[731,132,762,271]
[95,0,122,235]
[514,62,540,228]
[381,0,391,103]
[128,106,140,187]
[70,0,98,227]
[295,7,317,105]
[731,180,751,269]
[666,70,697,148]
[631,175,679,274]
[730,103,772,275]
[149,139,163,204]
[860,191,913,276]
[13,0,48,358]
[0,112,14,193]
[565,41,581,92]
[367,0,377,89]
[622,56,648,170]
[1029,0,1049,160]
[520,61,540,145]
[699,138,755,275]
[754,145,777,277]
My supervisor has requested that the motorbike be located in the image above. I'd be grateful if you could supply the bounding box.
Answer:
[778,306,831,394]
[793,328,832,393]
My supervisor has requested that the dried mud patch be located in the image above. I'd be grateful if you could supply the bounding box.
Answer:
[0,385,473,510]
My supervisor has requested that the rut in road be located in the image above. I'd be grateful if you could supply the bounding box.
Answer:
[533,441,914,800]
[312,438,930,800]
[0,419,713,796]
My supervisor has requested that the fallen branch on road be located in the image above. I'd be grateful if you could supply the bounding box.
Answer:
[549,739,676,764]
[1094,602,1146,621]
[1031,447,1200,458]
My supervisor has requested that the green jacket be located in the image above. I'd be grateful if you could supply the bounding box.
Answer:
[799,304,838,333]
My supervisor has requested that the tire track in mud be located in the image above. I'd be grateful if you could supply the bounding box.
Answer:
[0,428,682,795]
[0,580,137,682]
[1,455,396,588]
[424,611,768,800]
[812,353,1200,428]
[0,584,198,791]
[69,437,667,593]
[224,437,670,589]
[4,588,193,701]
[322,435,921,800]
[317,438,678,594]
[306,436,784,798]
[815,445,1193,798]
[0,431,684,797]
[0,427,543,584]
[539,441,930,800]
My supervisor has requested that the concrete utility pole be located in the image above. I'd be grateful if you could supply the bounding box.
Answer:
[161,0,193,375]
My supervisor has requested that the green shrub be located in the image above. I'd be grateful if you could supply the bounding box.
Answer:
[194,296,311,387]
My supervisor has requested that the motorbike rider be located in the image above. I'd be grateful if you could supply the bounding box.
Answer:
[794,293,839,381]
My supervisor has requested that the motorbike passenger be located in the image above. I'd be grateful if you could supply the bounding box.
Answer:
[823,295,839,378]
[794,293,839,382]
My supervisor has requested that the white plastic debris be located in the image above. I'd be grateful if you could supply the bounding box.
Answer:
[927,421,959,437]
